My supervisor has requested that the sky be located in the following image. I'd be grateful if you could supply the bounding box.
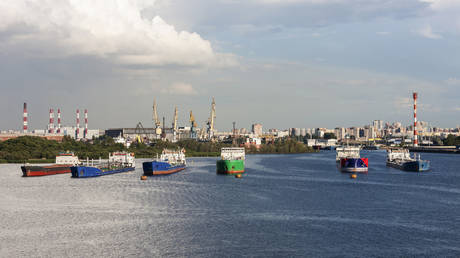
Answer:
[1,0,460,131]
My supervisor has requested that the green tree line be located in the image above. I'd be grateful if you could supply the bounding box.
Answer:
[0,136,315,163]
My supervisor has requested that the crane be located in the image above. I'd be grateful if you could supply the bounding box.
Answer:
[153,99,162,138]
[135,122,147,143]
[206,97,216,140]
[190,110,197,139]
[172,106,178,142]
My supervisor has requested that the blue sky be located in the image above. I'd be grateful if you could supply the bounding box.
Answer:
[0,0,459,130]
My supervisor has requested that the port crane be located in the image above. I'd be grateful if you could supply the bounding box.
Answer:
[153,99,162,139]
[190,110,198,139]
[172,106,178,142]
[206,97,216,140]
[135,122,147,143]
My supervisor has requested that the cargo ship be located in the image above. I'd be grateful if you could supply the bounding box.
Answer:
[216,147,245,175]
[386,148,430,172]
[71,152,135,178]
[143,148,186,176]
[336,146,368,173]
[21,152,80,177]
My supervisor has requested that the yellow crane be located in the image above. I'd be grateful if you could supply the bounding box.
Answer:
[190,110,197,139]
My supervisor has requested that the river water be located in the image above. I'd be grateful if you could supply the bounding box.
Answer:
[1,151,459,257]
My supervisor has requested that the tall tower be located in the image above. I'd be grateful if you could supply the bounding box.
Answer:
[48,108,54,133]
[76,109,80,139]
[23,103,28,133]
[57,109,61,133]
[413,92,418,147]
[84,109,88,139]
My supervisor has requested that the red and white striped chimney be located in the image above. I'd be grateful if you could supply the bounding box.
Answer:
[413,92,418,147]
[57,108,61,133]
[84,109,88,138]
[48,108,54,133]
[76,109,80,139]
[23,103,28,133]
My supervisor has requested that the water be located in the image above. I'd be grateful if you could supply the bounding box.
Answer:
[1,151,460,257]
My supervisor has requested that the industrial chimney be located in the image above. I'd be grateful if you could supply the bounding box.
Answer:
[84,109,88,139]
[57,108,61,133]
[76,109,80,139]
[413,92,418,147]
[23,103,28,133]
[48,108,54,133]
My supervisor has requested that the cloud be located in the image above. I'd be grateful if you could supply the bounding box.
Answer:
[417,24,442,39]
[0,0,235,67]
[161,82,198,95]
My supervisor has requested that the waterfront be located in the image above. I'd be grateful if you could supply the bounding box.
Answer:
[1,151,460,257]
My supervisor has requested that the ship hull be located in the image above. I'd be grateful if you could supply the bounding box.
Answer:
[338,158,368,173]
[21,164,72,177]
[71,166,135,178]
[216,160,245,174]
[387,160,430,172]
[142,161,186,176]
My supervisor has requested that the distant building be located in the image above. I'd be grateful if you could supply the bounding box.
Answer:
[245,137,262,149]
[300,128,306,137]
[252,123,263,137]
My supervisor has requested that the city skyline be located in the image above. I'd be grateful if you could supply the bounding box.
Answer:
[1,1,460,130]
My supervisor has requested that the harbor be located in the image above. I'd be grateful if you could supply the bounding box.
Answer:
[1,152,459,257]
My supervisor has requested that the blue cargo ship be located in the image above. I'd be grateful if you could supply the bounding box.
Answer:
[143,149,186,176]
[71,152,135,178]
[386,149,430,172]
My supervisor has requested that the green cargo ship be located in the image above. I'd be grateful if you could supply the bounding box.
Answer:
[216,147,245,174]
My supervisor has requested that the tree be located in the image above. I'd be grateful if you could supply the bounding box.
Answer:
[324,133,336,139]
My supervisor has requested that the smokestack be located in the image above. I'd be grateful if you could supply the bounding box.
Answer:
[23,103,28,133]
[48,108,54,133]
[413,92,418,147]
[76,109,80,139]
[84,109,88,139]
[57,108,61,133]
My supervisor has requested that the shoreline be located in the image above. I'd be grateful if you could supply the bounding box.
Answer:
[0,151,319,164]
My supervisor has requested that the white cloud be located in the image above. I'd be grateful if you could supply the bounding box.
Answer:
[417,24,442,39]
[161,82,198,95]
[0,0,235,67]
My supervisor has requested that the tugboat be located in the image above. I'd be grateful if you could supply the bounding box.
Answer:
[336,146,368,173]
[21,152,80,177]
[216,147,245,175]
[386,148,430,172]
[71,152,135,178]
[143,148,186,176]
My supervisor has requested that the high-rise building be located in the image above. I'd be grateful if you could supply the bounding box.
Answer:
[373,120,384,131]
[252,123,263,136]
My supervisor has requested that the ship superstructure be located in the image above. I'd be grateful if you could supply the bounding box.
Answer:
[216,147,245,175]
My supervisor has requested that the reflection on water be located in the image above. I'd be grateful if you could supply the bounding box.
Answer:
[1,152,460,257]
